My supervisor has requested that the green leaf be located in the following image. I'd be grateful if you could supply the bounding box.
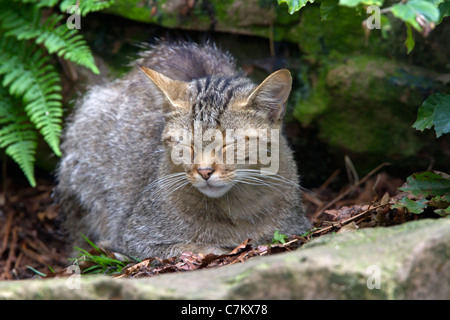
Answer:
[400,171,450,197]
[430,194,450,208]
[0,38,62,157]
[393,196,428,213]
[405,23,415,54]
[413,93,450,138]
[424,0,445,5]
[391,0,441,31]
[409,0,441,21]
[26,265,47,277]
[272,230,288,244]
[0,8,99,74]
[413,94,439,131]
[438,0,450,22]
[434,206,450,217]
[0,87,38,187]
[391,3,421,30]
[277,0,315,14]
[60,0,115,16]
[433,97,450,137]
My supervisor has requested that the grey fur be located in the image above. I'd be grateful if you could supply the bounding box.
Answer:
[56,41,310,259]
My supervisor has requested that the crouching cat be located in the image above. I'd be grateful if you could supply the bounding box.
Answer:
[56,41,310,260]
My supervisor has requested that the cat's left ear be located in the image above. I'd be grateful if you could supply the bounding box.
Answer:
[139,66,188,109]
[247,69,292,122]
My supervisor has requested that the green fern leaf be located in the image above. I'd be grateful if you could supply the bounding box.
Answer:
[0,5,99,74]
[0,87,38,187]
[0,38,62,156]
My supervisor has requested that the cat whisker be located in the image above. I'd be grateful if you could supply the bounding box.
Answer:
[236,169,298,186]
[233,178,283,196]
[152,180,190,203]
[235,170,297,188]
[148,172,190,203]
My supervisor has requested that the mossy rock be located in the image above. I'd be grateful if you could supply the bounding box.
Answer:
[106,1,390,55]
[0,218,449,299]
[293,54,447,169]
[106,0,280,38]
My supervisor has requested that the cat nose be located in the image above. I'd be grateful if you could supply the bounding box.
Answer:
[197,167,214,180]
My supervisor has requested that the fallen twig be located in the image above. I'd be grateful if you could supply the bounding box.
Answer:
[311,203,390,236]
[1,227,17,280]
[312,162,390,222]
[0,209,13,259]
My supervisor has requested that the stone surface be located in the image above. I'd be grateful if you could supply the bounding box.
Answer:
[0,218,449,299]
[106,0,296,41]
[317,55,442,158]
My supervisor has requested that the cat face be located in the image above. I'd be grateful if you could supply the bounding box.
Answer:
[141,67,292,198]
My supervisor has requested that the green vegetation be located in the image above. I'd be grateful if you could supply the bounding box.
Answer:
[392,106,450,216]
[413,93,450,138]
[278,0,450,52]
[393,171,450,216]
[279,0,450,216]
[70,234,134,275]
[0,0,113,186]
[272,230,289,244]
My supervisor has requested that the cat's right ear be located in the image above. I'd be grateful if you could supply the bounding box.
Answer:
[139,66,189,110]
[246,69,292,122]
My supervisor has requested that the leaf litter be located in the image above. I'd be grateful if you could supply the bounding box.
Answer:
[0,165,447,280]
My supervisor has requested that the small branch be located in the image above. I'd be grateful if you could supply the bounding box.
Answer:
[311,203,389,236]
[318,169,340,193]
[312,162,390,222]
[0,209,14,258]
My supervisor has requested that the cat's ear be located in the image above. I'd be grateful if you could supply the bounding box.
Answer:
[246,69,292,122]
[139,66,188,108]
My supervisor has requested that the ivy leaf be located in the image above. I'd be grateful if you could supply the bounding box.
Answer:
[400,171,450,197]
[394,171,450,215]
[277,0,315,14]
[413,93,450,138]
[393,196,428,214]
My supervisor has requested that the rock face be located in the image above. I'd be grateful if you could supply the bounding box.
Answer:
[316,56,439,159]
[0,218,449,299]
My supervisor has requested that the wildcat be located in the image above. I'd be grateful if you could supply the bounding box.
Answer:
[56,41,310,259]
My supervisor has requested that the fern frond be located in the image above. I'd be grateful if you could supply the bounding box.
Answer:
[0,87,38,187]
[60,0,115,16]
[0,38,62,157]
[38,23,100,74]
[0,4,99,74]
